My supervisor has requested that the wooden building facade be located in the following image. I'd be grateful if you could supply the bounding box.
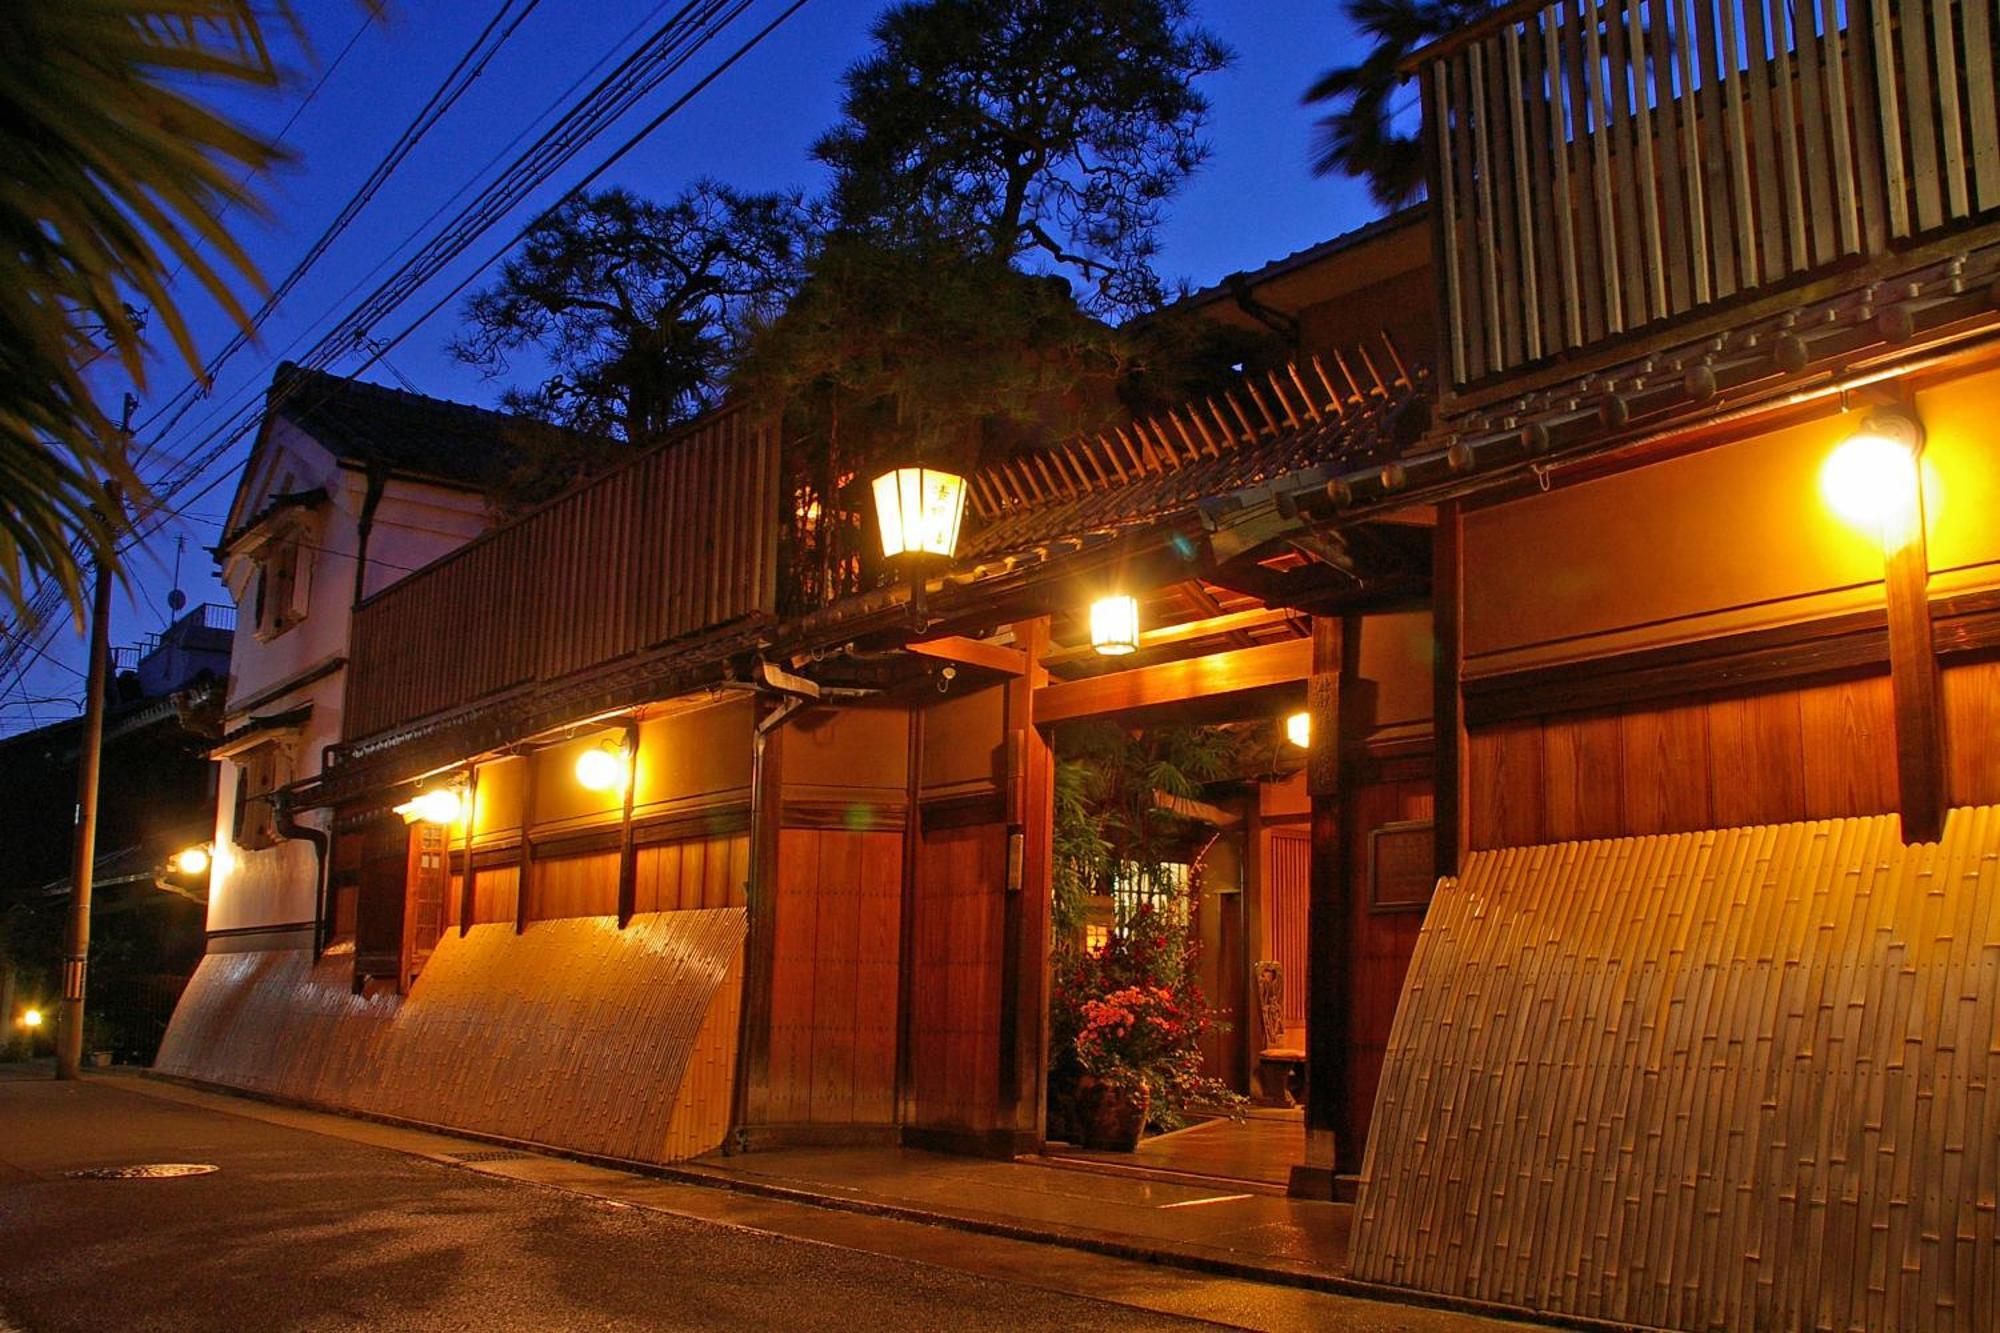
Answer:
[157,1,2000,1322]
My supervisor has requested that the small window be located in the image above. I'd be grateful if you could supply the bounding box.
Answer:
[253,533,311,640]
[231,742,294,850]
[1111,861,1191,930]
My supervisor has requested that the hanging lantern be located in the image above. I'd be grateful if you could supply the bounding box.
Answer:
[871,465,967,561]
[395,787,463,826]
[1089,594,1141,656]
[574,737,632,794]
[1286,710,1311,749]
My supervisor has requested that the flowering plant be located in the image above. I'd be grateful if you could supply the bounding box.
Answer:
[1049,902,1242,1134]
[1075,983,1197,1095]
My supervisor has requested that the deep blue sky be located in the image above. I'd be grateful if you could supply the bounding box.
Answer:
[12,0,1389,733]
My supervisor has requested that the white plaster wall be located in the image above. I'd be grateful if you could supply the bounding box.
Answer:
[206,420,496,942]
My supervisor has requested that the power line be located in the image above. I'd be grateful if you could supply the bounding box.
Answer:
[2,0,811,711]
[131,0,546,459]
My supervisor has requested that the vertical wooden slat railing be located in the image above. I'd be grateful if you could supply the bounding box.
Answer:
[1421,0,2000,392]
[344,406,782,742]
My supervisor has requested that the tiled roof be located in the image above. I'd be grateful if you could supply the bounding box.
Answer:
[959,338,1429,562]
[269,363,575,491]
[1171,207,1428,313]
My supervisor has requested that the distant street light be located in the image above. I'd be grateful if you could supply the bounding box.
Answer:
[21,1007,44,1029]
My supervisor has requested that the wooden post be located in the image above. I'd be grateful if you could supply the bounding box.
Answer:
[1292,615,1358,1198]
[1884,459,1944,842]
[1001,617,1055,1149]
[457,769,478,937]
[516,753,538,934]
[1433,500,1471,877]
[615,720,641,927]
[731,701,788,1139]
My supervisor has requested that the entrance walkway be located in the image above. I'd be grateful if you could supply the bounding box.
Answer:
[675,1142,1343,1280]
[1042,1109,1305,1192]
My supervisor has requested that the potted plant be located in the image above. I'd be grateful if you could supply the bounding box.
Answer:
[1074,982,1191,1150]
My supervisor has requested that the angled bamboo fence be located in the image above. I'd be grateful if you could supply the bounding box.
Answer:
[1353,807,2000,1330]
[157,909,745,1164]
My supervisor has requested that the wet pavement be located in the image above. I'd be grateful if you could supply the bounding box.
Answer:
[678,1141,1343,1276]
[0,1072,1517,1331]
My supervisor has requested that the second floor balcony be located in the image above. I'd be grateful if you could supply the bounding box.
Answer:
[1417,0,2000,397]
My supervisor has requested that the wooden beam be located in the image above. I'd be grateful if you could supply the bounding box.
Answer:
[1041,605,1297,666]
[907,635,1028,677]
[1434,501,1469,878]
[1032,637,1311,725]
[1885,468,1945,842]
[1151,790,1244,828]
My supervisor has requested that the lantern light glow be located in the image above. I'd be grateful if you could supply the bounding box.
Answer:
[574,740,631,795]
[1089,594,1141,656]
[21,1008,43,1029]
[395,788,463,826]
[1821,408,1924,532]
[871,465,967,560]
[1286,711,1311,749]
[172,845,210,877]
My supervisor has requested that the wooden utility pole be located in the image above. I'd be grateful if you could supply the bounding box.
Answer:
[57,483,120,1080]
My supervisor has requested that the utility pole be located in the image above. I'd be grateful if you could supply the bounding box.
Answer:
[56,481,121,1080]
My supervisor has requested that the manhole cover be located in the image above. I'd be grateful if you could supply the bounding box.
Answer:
[66,1163,219,1180]
[445,1150,531,1164]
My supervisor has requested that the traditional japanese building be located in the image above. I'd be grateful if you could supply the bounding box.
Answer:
[159,2,2000,1326]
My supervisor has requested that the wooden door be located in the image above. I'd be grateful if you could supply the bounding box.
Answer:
[1266,827,1310,1034]
[901,820,1007,1135]
[401,820,452,990]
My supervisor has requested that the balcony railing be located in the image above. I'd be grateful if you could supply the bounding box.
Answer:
[344,405,782,743]
[1418,0,2000,392]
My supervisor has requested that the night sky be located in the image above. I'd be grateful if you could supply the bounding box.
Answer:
[17,0,1392,734]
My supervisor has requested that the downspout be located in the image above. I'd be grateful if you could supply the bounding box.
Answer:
[351,463,390,609]
[273,787,331,957]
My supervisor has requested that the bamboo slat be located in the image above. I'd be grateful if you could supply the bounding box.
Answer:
[1420,0,1992,390]
[1352,806,2000,1330]
[156,908,747,1164]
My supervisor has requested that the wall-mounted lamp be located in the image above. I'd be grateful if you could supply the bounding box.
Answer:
[574,737,632,794]
[1286,710,1311,749]
[171,845,211,877]
[1821,405,1925,533]
[1089,594,1140,656]
[395,787,463,826]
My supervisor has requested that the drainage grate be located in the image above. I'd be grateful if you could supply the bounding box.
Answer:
[445,1150,532,1164]
[67,1163,219,1180]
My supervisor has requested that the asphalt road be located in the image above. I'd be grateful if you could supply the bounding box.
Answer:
[0,1076,1213,1332]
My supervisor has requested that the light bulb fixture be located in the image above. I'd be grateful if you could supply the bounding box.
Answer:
[172,845,211,877]
[574,738,631,794]
[1822,405,1924,532]
[1286,711,1311,750]
[1089,594,1140,656]
[395,787,463,826]
[21,1008,43,1029]
[871,464,967,561]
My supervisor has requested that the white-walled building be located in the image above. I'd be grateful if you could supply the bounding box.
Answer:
[205,364,537,950]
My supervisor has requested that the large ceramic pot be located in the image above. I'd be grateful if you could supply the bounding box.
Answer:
[1077,1075,1150,1152]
